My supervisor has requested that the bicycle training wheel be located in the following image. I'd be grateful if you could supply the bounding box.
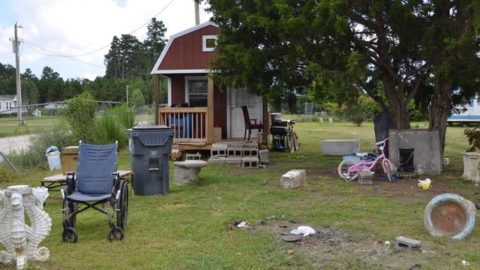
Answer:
[337,160,358,181]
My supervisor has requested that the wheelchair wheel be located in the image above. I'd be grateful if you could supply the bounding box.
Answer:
[108,226,124,241]
[116,181,129,230]
[62,227,78,243]
[337,160,358,181]
[62,200,77,228]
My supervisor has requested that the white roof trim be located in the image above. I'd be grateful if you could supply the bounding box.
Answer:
[152,69,210,75]
[150,21,219,75]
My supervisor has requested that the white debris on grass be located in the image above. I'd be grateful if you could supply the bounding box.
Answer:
[290,226,316,236]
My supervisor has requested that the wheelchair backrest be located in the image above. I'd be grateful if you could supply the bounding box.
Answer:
[76,143,118,194]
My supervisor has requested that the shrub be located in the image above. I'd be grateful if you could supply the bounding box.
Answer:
[64,92,97,143]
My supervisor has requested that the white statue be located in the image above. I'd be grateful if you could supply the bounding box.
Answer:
[0,185,52,270]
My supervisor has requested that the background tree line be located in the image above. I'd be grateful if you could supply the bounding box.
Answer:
[0,18,167,108]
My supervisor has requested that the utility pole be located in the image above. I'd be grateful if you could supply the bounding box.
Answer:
[13,22,23,125]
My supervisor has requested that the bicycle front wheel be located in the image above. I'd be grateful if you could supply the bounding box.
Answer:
[286,133,293,152]
[291,132,299,151]
[337,160,358,181]
[382,159,395,182]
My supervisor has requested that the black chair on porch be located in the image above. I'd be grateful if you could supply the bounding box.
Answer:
[241,105,264,142]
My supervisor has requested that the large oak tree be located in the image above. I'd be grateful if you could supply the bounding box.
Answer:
[208,0,480,155]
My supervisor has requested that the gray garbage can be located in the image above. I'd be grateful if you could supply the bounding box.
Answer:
[128,125,173,195]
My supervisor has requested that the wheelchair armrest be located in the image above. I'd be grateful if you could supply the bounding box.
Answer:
[66,172,76,195]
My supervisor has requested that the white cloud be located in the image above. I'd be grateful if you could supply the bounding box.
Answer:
[1,0,212,79]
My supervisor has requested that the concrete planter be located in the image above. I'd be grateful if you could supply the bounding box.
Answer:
[462,152,480,181]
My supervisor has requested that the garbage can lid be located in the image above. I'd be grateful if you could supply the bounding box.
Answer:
[131,125,171,130]
[46,146,59,154]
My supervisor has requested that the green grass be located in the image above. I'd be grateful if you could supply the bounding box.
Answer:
[0,120,479,269]
[0,116,63,137]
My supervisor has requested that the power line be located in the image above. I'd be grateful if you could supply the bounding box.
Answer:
[23,43,105,68]
[22,0,176,58]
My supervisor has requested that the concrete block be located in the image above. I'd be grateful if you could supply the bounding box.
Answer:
[280,169,306,189]
[321,139,360,156]
[259,149,269,164]
[243,148,258,157]
[211,144,228,158]
[186,152,202,160]
[359,171,373,185]
[395,236,421,249]
[241,157,259,168]
[227,147,243,157]
[208,157,225,165]
[224,157,242,164]
[389,129,441,174]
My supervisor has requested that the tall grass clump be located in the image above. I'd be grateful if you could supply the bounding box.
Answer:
[92,104,135,148]
[7,128,75,169]
[94,110,128,147]
[114,104,135,129]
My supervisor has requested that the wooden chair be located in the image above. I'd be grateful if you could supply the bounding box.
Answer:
[241,105,263,141]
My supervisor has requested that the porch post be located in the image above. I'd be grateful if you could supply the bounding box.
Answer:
[262,98,269,145]
[207,77,214,144]
[154,75,160,125]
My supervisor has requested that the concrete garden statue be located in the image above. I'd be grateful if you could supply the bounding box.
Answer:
[462,128,480,181]
[0,185,52,270]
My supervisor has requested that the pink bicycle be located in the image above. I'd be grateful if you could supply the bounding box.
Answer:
[337,138,397,182]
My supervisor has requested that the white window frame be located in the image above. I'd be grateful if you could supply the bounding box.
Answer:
[202,35,218,52]
[185,76,208,107]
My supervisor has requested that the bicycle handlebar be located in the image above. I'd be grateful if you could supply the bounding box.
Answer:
[375,138,389,146]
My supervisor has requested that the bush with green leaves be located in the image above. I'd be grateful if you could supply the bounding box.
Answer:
[64,92,97,143]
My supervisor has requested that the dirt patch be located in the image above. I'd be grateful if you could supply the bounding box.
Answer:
[252,219,436,269]
[307,167,455,195]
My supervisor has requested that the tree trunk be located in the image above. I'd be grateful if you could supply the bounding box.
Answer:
[381,74,411,129]
[429,81,453,159]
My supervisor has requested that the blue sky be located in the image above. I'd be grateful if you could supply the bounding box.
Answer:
[0,0,212,80]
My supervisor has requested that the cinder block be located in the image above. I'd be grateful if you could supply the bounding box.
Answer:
[227,147,243,157]
[395,236,421,249]
[243,148,258,157]
[224,157,242,164]
[359,171,373,185]
[211,144,228,158]
[259,149,269,164]
[242,157,259,168]
[208,157,225,165]
[186,152,202,160]
[280,169,306,189]
[321,139,360,156]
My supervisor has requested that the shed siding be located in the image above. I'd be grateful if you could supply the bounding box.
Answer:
[159,25,219,70]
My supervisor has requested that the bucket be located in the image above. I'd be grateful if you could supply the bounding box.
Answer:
[342,154,361,163]
[46,146,62,171]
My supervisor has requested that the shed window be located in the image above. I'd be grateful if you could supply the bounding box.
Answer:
[202,35,218,52]
[187,78,208,107]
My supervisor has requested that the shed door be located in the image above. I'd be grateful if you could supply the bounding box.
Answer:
[230,89,262,139]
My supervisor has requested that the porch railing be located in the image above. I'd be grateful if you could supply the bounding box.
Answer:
[158,107,211,145]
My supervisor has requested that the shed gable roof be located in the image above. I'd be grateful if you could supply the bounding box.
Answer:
[151,21,219,75]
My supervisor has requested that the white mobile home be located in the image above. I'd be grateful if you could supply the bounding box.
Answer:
[0,95,17,114]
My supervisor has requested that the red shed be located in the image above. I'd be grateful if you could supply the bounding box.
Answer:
[151,21,266,153]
